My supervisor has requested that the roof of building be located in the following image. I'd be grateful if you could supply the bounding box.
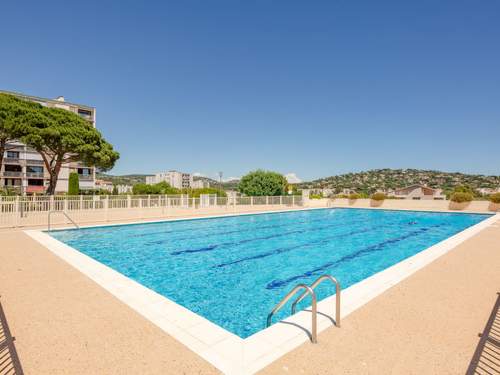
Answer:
[0,89,95,110]
[391,184,438,194]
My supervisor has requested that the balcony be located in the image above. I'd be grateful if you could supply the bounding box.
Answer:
[26,159,44,165]
[26,172,45,178]
[4,157,20,164]
[2,171,22,178]
[78,174,94,181]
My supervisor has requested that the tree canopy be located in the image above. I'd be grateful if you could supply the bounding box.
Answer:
[132,181,180,195]
[15,102,119,194]
[238,170,288,196]
[0,93,41,173]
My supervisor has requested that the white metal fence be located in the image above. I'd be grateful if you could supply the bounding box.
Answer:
[0,194,303,228]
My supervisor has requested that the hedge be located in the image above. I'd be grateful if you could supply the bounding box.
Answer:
[489,192,500,204]
[450,192,473,203]
[371,192,386,201]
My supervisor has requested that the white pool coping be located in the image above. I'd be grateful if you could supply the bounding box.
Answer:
[24,209,500,375]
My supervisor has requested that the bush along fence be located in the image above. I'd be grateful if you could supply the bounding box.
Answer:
[0,194,303,228]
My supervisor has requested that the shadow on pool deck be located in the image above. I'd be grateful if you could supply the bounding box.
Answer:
[0,297,24,375]
[466,292,500,375]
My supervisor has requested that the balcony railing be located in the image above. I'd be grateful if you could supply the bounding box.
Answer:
[2,171,22,177]
[78,174,94,181]
[26,159,45,165]
[4,157,20,164]
[26,172,45,178]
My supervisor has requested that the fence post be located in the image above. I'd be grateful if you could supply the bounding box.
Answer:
[14,196,20,227]
[105,195,109,221]
[127,194,131,209]
[251,196,253,206]
[50,195,54,212]
[292,195,295,206]
[280,196,283,205]
[266,196,269,205]
[147,195,151,209]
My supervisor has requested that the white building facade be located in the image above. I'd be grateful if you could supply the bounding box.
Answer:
[146,170,194,189]
[0,90,96,194]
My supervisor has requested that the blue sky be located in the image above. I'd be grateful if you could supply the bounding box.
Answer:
[1,1,499,181]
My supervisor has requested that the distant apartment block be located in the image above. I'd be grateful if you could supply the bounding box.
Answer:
[0,90,96,194]
[146,170,194,189]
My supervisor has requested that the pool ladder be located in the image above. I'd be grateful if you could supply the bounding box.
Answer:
[47,210,80,231]
[266,274,341,344]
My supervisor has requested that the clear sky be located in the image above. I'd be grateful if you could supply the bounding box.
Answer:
[1,1,499,181]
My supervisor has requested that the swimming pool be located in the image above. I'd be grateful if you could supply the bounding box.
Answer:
[49,208,489,338]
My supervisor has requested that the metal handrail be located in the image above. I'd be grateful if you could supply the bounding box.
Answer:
[267,284,318,343]
[291,274,341,327]
[48,210,80,231]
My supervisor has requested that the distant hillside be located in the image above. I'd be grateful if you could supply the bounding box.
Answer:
[193,176,240,190]
[299,169,500,194]
[96,173,148,185]
[97,173,240,190]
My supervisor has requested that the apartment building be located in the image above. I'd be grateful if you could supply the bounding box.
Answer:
[0,90,96,194]
[146,170,194,189]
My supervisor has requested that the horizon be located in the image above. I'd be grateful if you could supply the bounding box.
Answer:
[1,1,499,180]
[103,167,500,183]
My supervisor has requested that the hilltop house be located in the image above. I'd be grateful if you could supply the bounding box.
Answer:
[388,185,446,200]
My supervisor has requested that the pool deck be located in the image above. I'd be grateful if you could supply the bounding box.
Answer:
[0,207,499,374]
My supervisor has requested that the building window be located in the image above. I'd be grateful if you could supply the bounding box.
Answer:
[4,165,22,172]
[6,151,20,159]
[77,109,92,119]
[4,179,21,186]
[28,179,44,186]
[27,166,43,174]
[78,168,92,176]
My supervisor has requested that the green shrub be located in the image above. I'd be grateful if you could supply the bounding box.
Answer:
[348,193,360,200]
[371,192,386,201]
[182,187,227,198]
[450,192,473,203]
[132,181,179,195]
[68,172,80,195]
[238,170,288,196]
[336,194,349,199]
[309,193,323,199]
[489,192,500,204]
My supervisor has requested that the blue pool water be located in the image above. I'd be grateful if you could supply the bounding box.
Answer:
[49,208,489,338]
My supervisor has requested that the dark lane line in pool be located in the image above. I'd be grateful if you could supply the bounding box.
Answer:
[266,224,444,290]
[214,224,384,268]
[131,211,333,239]
[169,217,374,255]
[145,215,333,245]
